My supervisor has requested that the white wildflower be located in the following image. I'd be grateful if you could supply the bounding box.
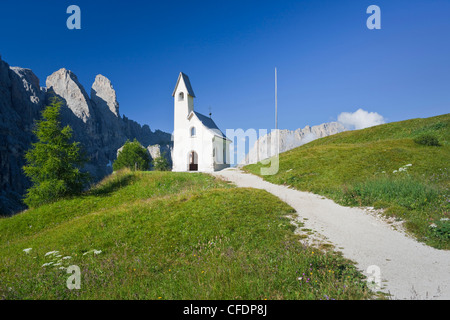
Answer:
[405,164,412,167]
[23,248,32,254]
[393,170,398,173]
[83,249,102,256]
[440,218,449,222]
[42,262,54,267]
[430,223,437,228]
[62,256,72,260]
[44,250,59,257]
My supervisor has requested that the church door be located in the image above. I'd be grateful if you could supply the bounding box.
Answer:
[189,151,198,171]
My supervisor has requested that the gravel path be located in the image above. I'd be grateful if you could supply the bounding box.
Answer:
[212,168,450,300]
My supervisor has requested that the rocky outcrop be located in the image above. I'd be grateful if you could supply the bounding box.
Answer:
[91,75,120,117]
[147,144,173,168]
[0,59,46,215]
[243,122,346,165]
[0,56,172,215]
[10,67,46,116]
[46,68,93,124]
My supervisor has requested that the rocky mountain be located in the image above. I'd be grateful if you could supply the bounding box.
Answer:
[243,122,346,165]
[0,55,172,216]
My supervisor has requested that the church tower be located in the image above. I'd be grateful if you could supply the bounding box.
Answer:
[173,72,195,135]
[172,72,196,171]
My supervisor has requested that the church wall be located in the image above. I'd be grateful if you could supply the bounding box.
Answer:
[172,114,215,172]
[188,116,214,172]
[213,136,231,171]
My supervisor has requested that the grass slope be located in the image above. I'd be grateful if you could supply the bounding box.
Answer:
[0,170,373,300]
[245,114,450,249]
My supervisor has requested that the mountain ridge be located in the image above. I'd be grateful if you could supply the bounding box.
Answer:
[0,56,172,215]
[243,122,347,165]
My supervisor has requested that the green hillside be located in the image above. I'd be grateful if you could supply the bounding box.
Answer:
[0,169,373,299]
[245,114,450,249]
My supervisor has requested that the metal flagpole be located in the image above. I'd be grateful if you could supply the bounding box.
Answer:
[275,67,278,130]
[275,67,279,158]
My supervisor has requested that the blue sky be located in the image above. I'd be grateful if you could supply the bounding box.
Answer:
[1,0,449,134]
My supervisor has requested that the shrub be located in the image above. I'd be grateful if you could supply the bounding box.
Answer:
[430,219,450,240]
[152,154,171,171]
[113,139,150,171]
[414,134,441,146]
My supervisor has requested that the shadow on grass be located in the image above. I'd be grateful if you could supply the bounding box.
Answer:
[89,172,137,197]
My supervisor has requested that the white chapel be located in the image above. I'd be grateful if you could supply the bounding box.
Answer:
[172,72,231,172]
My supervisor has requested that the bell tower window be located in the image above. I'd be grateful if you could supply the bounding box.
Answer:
[178,92,184,101]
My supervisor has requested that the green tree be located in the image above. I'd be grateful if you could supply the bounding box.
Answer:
[152,153,171,171]
[23,97,90,208]
[113,139,150,171]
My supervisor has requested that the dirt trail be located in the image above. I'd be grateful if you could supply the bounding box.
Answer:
[212,168,450,300]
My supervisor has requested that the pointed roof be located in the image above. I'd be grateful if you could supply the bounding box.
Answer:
[172,72,195,98]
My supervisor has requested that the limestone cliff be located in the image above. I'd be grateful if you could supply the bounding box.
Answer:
[0,56,171,215]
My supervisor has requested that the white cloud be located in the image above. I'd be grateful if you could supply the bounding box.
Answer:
[337,108,386,130]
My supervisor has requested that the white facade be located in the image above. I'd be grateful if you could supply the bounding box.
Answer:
[172,72,231,172]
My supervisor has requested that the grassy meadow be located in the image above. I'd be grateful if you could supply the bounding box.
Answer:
[0,169,375,300]
[245,114,450,249]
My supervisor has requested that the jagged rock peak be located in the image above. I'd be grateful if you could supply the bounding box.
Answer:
[9,67,45,107]
[10,67,40,91]
[47,67,79,83]
[91,74,120,117]
[46,68,92,123]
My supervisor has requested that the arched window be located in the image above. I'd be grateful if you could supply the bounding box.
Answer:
[178,92,184,101]
[190,127,196,137]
